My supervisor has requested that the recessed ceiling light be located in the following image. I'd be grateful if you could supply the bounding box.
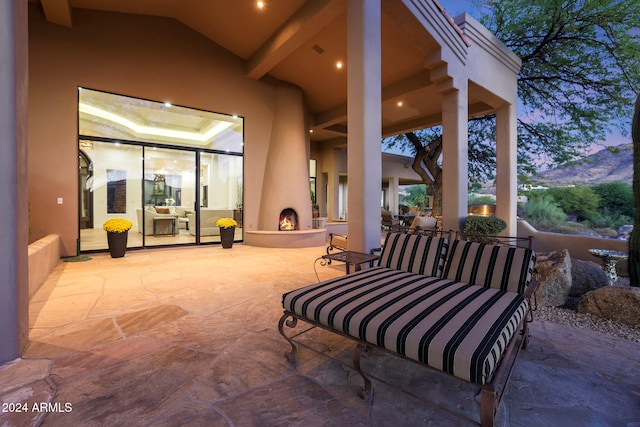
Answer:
[397,101,404,107]
[164,102,172,107]
[336,61,343,69]
[257,1,265,9]
[309,129,314,133]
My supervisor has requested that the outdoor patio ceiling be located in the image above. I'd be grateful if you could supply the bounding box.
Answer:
[35,0,495,143]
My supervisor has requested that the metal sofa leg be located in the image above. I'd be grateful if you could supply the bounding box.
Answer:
[353,343,372,399]
[480,384,497,427]
[278,311,299,363]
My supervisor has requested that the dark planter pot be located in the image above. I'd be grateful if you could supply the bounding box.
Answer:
[219,227,235,248]
[107,231,128,258]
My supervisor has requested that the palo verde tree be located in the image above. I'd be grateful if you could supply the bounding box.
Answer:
[384,0,640,206]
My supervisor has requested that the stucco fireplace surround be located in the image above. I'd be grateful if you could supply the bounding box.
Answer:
[245,85,326,248]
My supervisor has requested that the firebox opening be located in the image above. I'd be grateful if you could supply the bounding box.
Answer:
[279,208,298,231]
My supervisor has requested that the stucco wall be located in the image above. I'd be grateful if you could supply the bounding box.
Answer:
[28,6,308,255]
[518,220,628,262]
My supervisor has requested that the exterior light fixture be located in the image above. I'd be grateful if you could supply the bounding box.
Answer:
[336,61,343,69]
[397,101,403,107]
[164,102,172,107]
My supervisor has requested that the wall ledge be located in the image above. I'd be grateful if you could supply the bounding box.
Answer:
[28,234,61,299]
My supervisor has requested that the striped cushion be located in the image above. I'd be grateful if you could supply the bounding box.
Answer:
[282,267,528,384]
[378,232,449,277]
[442,240,536,294]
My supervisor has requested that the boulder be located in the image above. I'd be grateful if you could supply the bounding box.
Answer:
[617,224,633,236]
[616,225,633,240]
[570,259,608,297]
[534,250,572,307]
[578,287,640,327]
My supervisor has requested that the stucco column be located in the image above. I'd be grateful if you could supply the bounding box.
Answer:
[347,0,382,253]
[388,176,399,215]
[329,148,341,222]
[0,0,29,362]
[440,85,469,232]
[495,103,517,235]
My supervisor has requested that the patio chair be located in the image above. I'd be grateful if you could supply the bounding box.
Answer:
[326,233,348,255]
[407,214,438,235]
[381,210,400,230]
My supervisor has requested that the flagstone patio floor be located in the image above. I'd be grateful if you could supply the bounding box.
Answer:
[1,244,639,426]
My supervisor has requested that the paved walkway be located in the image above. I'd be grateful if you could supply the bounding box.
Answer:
[1,244,639,426]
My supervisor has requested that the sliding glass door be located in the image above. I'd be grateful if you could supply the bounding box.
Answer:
[199,152,243,244]
[142,147,196,247]
[79,140,144,251]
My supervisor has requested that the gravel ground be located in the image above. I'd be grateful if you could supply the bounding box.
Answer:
[534,306,640,342]
[534,277,640,343]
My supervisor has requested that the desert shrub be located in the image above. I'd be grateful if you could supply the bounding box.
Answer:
[521,196,567,229]
[546,186,600,222]
[591,182,634,227]
[592,182,633,215]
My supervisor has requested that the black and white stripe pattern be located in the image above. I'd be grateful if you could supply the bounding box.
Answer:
[282,267,528,384]
[442,240,536,294]
[378,233,449,277]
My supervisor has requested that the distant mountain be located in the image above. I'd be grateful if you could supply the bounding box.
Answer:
[532,143,632,186]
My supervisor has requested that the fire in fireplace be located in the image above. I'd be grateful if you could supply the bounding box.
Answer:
[279,208,298,231]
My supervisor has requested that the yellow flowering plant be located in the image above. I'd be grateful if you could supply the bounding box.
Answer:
[215,217,237,229]
[103,218,133,233]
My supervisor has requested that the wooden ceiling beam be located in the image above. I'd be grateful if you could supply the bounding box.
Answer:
[246,0,346,80]
[40,0,72,27]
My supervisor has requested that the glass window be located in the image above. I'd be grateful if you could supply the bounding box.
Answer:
[79,88,244,153]
[78,88,243,251]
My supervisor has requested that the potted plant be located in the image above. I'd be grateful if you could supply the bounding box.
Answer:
[103,218,133,258]
[216,217,237,248]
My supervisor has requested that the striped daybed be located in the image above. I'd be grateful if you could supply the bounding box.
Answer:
[278,232,537,427]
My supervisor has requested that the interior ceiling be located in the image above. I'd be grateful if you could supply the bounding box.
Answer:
[35,0,494,143]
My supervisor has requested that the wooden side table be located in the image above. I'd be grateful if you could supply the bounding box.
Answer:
[321,250,379,274]
[153,216,177,236]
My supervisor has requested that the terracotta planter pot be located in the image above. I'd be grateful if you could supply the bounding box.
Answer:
[219,227,235,248]
[107,231,128,258]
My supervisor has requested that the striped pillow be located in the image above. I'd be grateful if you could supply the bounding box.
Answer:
[282,266,528,384]
[378,232,449,277]
[442,240,536,294]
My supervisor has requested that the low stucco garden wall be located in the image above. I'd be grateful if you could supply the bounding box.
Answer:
[28,234,61,299]
[518,219,628,266]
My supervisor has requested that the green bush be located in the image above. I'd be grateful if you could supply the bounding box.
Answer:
[591,182,634,228]
[546,186,600,222]
[521,195,567,229]
[463,216,507,236]
[468,195,496,205]
[592,182,633,216]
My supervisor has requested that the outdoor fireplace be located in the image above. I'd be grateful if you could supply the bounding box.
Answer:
[279,208,298,231]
